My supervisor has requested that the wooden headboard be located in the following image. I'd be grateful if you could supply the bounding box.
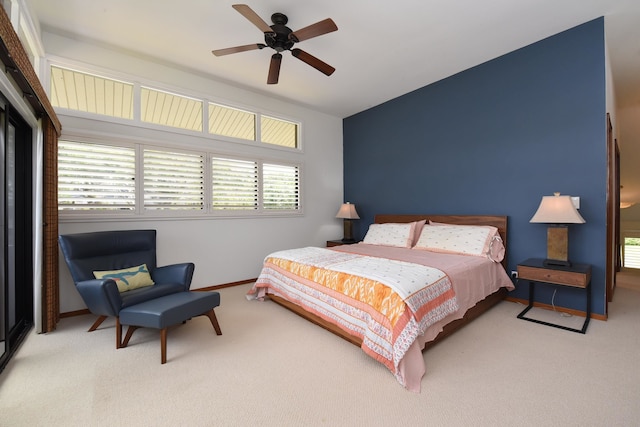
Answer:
[374,214,508,270]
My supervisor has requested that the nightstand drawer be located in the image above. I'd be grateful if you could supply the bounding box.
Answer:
[517,265,589,288]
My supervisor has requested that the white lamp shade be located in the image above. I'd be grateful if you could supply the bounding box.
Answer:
[336,202,360,219]
[530,193,585,224]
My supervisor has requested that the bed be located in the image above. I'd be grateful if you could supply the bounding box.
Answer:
[248,214,514,392]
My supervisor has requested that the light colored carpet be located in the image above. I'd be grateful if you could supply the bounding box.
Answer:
[1,282,639,426]
[618,269,640,292]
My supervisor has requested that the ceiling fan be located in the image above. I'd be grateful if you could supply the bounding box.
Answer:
[212,4,338,84]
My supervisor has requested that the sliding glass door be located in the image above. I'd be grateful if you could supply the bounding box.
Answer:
[0,92,33,372]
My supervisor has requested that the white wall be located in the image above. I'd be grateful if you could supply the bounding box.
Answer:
[41,32,344,313]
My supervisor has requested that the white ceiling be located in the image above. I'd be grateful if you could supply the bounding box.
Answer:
[23,0,640,202]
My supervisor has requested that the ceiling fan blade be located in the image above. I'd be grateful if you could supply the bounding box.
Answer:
[232,4,273,34]
[289,18,338,43]
[268,53,282,84]
[291,49,335,76]
[212,43,265,56]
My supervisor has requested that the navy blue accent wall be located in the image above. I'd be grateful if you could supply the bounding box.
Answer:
[343,19,607,315]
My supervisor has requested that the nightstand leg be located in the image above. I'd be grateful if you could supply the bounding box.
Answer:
[581,282,591,334]
[517,279,591,334]
[516,280,535,319]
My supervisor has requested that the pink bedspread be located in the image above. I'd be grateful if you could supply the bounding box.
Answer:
[249,243,514,392]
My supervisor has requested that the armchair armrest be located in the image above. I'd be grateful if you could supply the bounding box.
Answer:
[153,263,195,291]
[75,279,122,317]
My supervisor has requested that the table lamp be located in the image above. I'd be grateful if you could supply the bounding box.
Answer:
[530,192,585,267]
[336,202,359,243]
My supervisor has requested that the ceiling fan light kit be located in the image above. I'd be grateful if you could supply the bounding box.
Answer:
[212,4,337,84]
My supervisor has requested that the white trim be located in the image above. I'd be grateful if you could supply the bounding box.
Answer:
[13,0,46,56]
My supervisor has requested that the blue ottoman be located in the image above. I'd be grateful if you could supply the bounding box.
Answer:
[117,291,222,363]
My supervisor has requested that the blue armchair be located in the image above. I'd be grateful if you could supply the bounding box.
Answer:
[59,230,195,337]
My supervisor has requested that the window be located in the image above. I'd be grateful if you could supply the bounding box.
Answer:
[51,62,303,218]
[50,66,134,119]
[623,235,640,269]
[141,87,203,132]
[208,103,255,141]
[58,140,301,217]
[261,116,298,148]
[143,149,205,210]
[58,141,135,210]
[49,63,301,150]
[211,157,258,210]
[263,163,300,210]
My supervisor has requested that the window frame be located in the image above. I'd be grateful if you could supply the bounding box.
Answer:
[48,56,305,221]
[57,136,303,221]
[46,57,304,152]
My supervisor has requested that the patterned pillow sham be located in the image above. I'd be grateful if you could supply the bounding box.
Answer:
[414,222,505,262]
[362,222,415,248]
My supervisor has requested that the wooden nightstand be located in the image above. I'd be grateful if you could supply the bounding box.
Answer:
[326,240,356,247]
[516,258,592,334]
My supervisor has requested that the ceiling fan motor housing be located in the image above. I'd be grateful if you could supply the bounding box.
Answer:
[265,13,295,52]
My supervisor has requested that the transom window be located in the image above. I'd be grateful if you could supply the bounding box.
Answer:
[208,103,255,141]
[50,66,134,120]
[141,87,203,132]
[261,116,298,148]
[50,64,301,149]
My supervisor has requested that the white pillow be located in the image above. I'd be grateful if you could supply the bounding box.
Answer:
[414,223,505,262]
[362,223,414,248]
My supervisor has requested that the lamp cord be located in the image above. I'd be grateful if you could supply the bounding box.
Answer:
[551,288,573,318]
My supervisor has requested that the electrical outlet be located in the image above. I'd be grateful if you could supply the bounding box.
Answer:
[511,270,518,279]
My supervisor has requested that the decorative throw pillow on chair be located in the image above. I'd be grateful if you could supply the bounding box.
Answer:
[93,264,155,293]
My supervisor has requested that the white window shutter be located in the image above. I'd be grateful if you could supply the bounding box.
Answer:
[143,149,204,210]
[211,157,258,210]
[263,163,299,210]
[58,141,136,210]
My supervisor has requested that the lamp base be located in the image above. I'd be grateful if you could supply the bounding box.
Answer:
[543,259,571,268]
[342,219,354,243]
[545,225,571,267]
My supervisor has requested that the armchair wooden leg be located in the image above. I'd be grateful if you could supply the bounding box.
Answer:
[121,326,140,348]
[88,315,107,332]
[203,309,222,335]
[161,328,167,364]
[116,317,122,349]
